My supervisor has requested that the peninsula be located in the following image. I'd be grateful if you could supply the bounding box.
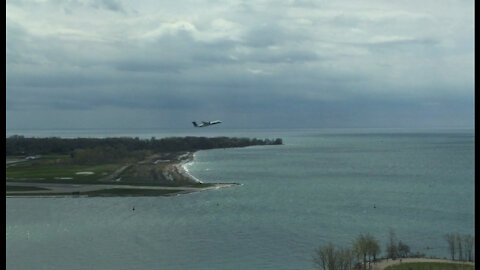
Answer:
[6,135,282,197]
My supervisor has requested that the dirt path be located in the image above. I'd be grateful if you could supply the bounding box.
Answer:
[371,258,474,270]
[99,164,132,182]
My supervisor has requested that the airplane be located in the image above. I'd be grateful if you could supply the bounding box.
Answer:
[192,120,222,127]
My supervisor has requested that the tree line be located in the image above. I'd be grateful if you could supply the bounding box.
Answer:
[314,233,383,270]
[444,233,474,262]
[313,230,415,270]
[5,135,283,156]
[313,230,475,270]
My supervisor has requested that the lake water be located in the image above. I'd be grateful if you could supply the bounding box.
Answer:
[6,128,475,270]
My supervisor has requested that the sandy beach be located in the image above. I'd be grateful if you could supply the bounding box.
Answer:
[169,151,204,184]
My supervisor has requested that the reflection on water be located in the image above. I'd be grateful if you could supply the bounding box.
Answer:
[6,129,474,270]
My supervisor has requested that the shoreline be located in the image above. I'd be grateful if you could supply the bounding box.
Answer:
[176,151,204,184]
[6,150,239,197]
[6,135,281,197]
[6,181,240,198]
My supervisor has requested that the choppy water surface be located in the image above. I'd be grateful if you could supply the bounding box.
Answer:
[6,128,474,270]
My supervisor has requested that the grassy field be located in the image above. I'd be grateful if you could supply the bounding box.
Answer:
[7,155,118,180]
[5,136,263,197]
[7,155,131,184]
[385,262,474,270]
[6,153,221,197]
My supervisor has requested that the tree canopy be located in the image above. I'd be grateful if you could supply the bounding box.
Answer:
[6,135,283,156]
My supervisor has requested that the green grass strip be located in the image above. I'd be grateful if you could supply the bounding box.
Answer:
[385,262,474,270]
[6,186,49,192]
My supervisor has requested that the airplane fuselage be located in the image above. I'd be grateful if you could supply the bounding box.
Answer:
[192,120,222,127]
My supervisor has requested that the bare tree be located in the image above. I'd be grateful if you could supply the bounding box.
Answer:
[444,233,456,260]
[365,234,380,269]
[397,241,410,258]
[313,243,339,270]
[353,234,368,270]
[327,244,337,270]
[313,243,354,270]
[386,229,398,260]
[463,234,474,262]
[370,238,381,265]
[314,243,333,270]
[456,233,464,261]
[337,247,354,270]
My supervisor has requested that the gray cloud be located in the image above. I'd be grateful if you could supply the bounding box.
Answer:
[114,61,185,73]
[6,0,474,130]
[91,0,125,13]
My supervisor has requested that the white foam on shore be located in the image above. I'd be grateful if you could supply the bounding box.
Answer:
[180,159,203,183]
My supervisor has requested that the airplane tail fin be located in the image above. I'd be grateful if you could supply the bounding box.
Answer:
[192,121,198,127]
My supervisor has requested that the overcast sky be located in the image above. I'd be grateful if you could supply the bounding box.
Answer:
[6,0,474,130]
